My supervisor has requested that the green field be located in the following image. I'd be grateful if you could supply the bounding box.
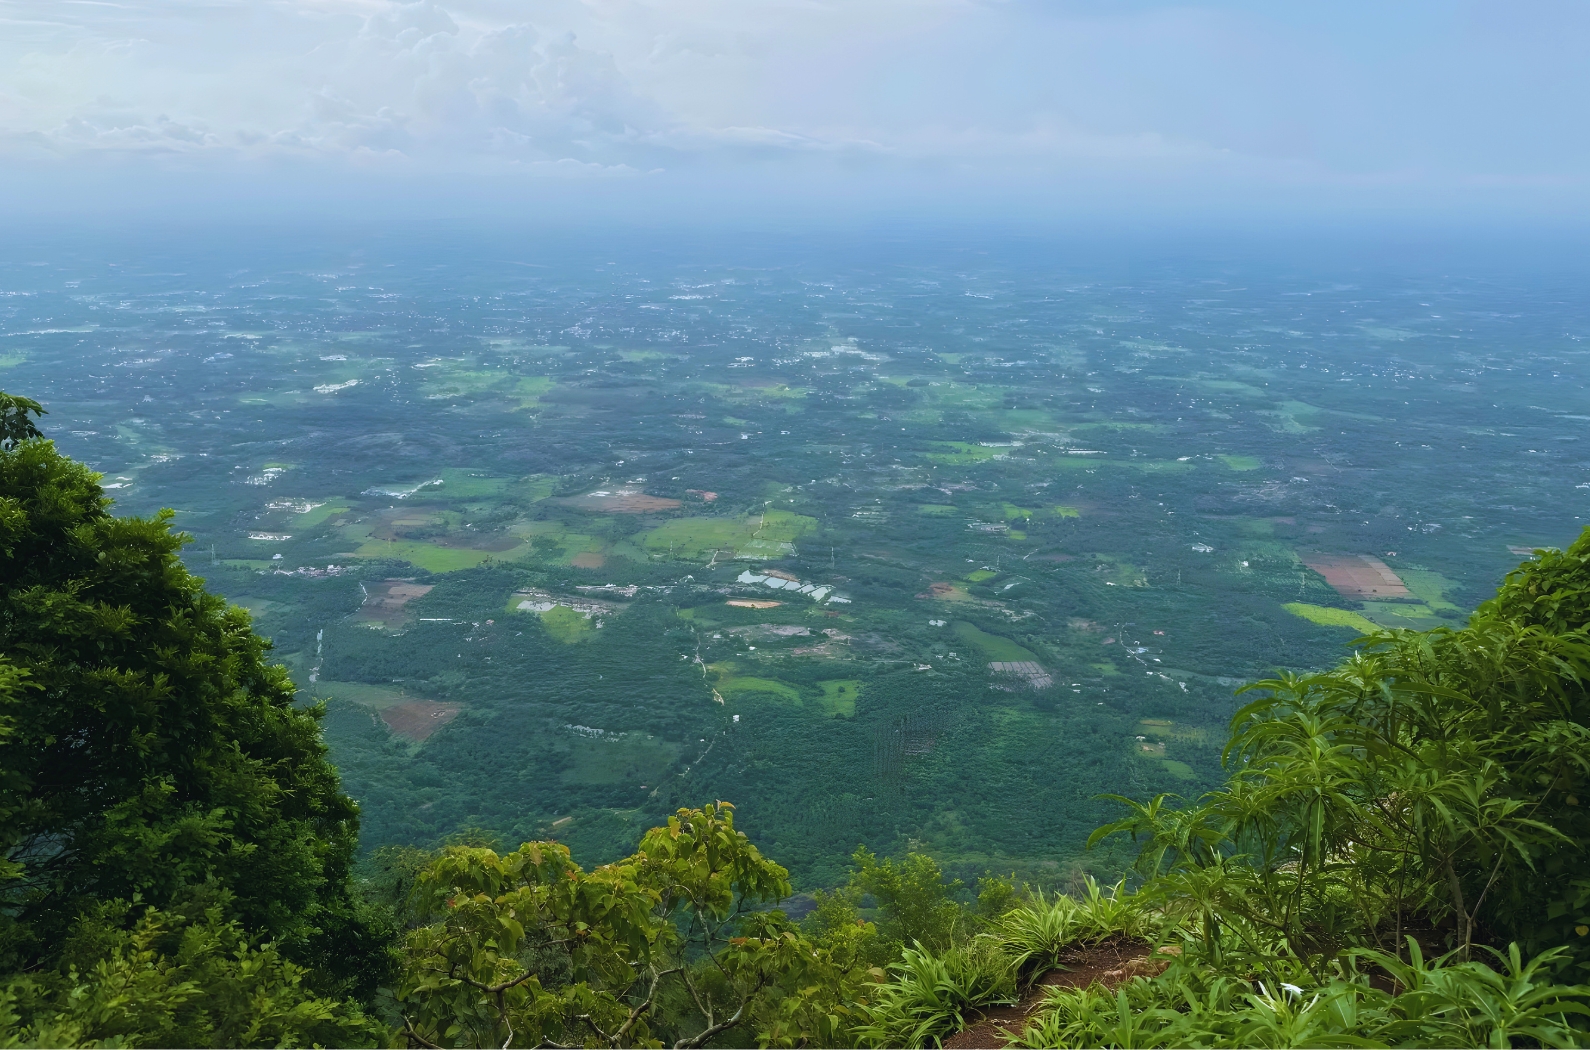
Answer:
[512,475,558,503]
[540,605,597,643]
[924,441,1009,465]
[432,468,512,499]
[353,538,525,573]
[310,680,411,708]
[1283,602,1379,632]
[710,663,802,702]
[1360,602,1451,629]
[814,679,860,718]
[1399,569,1463,612]
[952,621,1038,663]
[640,510,816,562]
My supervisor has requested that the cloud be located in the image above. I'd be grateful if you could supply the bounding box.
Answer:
[0,0,1587,216]
[0,0,680,170]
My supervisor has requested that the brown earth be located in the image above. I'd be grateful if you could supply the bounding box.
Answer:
[944,940,1156,1049]
[572,551,606,568]
[727,599,782,609]
[1300,553,1410,599]
[562,489,683,514]
[357,579,435,625]
[380,700,462,742]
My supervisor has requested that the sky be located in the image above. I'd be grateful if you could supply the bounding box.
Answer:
[2,0,1588,227]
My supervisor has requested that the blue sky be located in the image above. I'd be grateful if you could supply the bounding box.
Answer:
[2,0,1587,224]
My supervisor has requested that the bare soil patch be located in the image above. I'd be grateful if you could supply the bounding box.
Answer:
[572,551,606,568]
[380,700,462,742]
[562,489,683,513]
[357,579,434,626]
[727,599,782,609]
[945,939,1155,1049]
[1300,553,1410,599]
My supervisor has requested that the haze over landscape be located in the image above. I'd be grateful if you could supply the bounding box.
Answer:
[6,4,1590,1047]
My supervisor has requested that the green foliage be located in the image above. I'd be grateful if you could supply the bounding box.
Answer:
[848,847,966,953]
[0,424,390,999]
[0,901,383,1049]
[991,879,1144,982]
[395,803,872,1048]
[855,534,1590,1047]
[1012,942,1590,1049]
[0,392,43,451]
[854,941,1017,1049]
[1487,533,1590,635]
[1094,572,1590,973]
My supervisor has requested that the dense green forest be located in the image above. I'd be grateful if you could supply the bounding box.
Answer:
[7,379,1590,1047]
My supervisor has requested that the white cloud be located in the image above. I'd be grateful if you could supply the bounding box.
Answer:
[0,0,1586,212]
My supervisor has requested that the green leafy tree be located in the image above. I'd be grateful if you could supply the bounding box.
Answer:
[0,393,43,450]
[1090,526,1590,980]
[0,395,392,1000]
[396,803,870,1048]
[847,848,965,953]
[0,900,383,1048]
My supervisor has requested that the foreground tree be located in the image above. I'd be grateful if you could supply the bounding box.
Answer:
[1091,530,1590,973]
[0,392,391,1013]
[396,802,871,1049]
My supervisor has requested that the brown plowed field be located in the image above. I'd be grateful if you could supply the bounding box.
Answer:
[358,579,434,625]
[380,701,461,742]
[562,489,682,513]
[1300,553,1409,599]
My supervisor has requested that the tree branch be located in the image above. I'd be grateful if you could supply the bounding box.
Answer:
[615,965,681,1046]
[402,1018,444,1050]
[673,989,759,1050]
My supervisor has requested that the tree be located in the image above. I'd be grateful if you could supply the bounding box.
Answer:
[0,393,43,450]
[1090,526,1590,974]
[846,847,965,953]
[0,394,392,1001]
[0,899,383,1048]
[396,803,868,1048]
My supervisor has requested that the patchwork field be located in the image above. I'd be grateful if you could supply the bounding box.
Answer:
[31,231,1567,893]
[1301,553,1411,599]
